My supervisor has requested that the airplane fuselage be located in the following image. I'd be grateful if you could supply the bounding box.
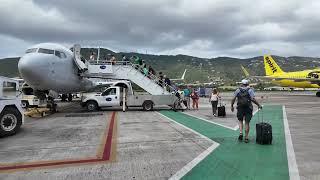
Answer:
[269,70,320,88]
[18,43,92,93]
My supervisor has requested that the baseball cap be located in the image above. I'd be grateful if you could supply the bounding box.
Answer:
[241,79,249,85]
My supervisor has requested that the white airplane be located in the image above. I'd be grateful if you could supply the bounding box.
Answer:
[170,69,187,82]
[18,43,96,98]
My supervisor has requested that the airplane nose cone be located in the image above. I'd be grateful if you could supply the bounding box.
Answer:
[18,56,35,79]
[18,55,43,85]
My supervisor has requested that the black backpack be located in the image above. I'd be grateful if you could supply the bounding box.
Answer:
[237,88,251,107]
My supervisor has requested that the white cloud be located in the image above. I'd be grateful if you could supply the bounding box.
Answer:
[0,35,31,58]
[1,0,320,58]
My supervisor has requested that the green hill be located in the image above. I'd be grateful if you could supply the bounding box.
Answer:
[1,48,320,84]
[0,57,20,77]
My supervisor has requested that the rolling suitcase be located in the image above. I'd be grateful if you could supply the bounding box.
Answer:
[217,99,226,117]
[256,109,272,145]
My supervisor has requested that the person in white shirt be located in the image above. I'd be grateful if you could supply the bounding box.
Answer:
[209,88,220,116]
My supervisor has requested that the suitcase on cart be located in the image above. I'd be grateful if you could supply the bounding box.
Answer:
[256,109,272,145]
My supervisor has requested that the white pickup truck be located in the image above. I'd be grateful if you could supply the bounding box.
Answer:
[0,76,24,137]
[81,81,177,111]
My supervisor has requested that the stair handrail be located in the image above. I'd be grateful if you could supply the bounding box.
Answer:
[85,59,177,93]
[129,63,176,93]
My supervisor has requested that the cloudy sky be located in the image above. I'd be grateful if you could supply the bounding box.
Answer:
[1,0,320,58]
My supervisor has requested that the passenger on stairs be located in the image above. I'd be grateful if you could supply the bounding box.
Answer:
[89,52,96,61]
[131,56,139,69]
[122,54,129,65]
[164,75,171,86]
[158,72,164,87]
[164,75,171,91]
[143,64,149,76]
[138,57,143,67]
[148,65,155,76]
[110,54,117,65]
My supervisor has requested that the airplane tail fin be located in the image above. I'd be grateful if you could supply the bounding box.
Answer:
[263,55,284,76]
[181,69,187,80]
[240,65,250,77]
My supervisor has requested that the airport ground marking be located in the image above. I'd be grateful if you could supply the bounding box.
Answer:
[283,106,300,180]
[157,113,220,180]
[160,105,294,180]
[182,112,238,130]
[182,108,259,131]
[0,112,117,172]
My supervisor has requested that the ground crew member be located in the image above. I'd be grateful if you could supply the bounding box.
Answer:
[231,79,262,143]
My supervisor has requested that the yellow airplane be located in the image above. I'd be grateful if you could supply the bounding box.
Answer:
[241,55,320,97]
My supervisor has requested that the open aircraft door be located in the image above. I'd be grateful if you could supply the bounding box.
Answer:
[73,44,87,72]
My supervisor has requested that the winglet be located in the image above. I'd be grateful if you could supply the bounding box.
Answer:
[241,65,250,77]
[181,69,187,80]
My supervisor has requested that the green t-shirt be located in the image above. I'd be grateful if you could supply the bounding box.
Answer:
[183,89,191,96]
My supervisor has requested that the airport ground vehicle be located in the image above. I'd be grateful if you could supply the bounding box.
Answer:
[81,81,177,111]
[0,76,24,137]
[20,83,41,108]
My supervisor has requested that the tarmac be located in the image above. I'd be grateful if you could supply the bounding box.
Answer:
[0,91,319,180]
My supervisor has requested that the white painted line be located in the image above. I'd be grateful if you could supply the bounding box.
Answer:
[282,106,300,180]
[169,143,219,180]
[157,108,261,179]
[182,108,260,131]
[182,112,237,130]
[156,112,217,148]
[156,112,219,180]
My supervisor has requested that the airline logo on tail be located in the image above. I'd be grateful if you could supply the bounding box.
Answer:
[265,56,277,73]
[264,55,284,76]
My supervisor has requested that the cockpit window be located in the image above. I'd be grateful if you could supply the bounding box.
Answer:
[38,48,54,54]
[61,52,67,58]
[55,51,62,58]
[25,48,38,54]
[54,51,67,58]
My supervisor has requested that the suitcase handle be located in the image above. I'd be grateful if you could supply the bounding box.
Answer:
[258,108,264,123]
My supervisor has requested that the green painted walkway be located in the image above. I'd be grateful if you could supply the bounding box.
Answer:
[161,105,289,180]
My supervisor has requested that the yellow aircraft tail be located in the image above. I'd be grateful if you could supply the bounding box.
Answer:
[240,65,250,77]
[264,55,284,76]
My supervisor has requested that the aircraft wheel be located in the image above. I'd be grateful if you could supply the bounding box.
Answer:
[316,91,320,97]
[68,93,73,102]
[86,101,98,112]
[61,94,67,102]
[0,107,22,137]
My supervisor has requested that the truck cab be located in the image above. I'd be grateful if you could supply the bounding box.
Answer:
[0,76,24,137]
[81,81,132,111]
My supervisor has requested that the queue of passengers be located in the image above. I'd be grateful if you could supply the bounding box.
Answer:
[89,52,173,90]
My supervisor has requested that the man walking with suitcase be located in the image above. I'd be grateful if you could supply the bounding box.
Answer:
[231,79,262,143]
